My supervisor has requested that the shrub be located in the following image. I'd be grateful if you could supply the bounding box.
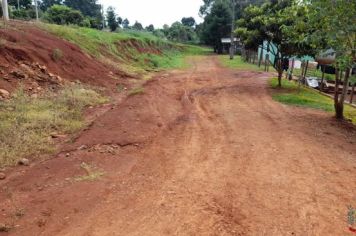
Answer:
[44,5,84,26]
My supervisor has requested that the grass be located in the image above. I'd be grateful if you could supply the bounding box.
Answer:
[270,78,356,124]
[219,55,263,71]
[74,162,105,182]
[0,85,108,167]
[128,87,144,96]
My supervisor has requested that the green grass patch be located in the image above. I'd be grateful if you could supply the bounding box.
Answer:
[270,78,356,124]
[219,55,263,71]
[0,85,108,167]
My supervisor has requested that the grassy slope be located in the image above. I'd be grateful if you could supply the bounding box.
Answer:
[40,24,208,74]
[270,78,356,124]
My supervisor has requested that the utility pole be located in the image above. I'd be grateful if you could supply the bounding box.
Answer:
[101,4,105,29]
[17,0,19,9]
[1,0,9,21]
[229,0,236,60]
[34,0,39,21]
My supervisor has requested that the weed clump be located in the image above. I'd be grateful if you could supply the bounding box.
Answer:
[52,48,63,61]
[74,162,105,182]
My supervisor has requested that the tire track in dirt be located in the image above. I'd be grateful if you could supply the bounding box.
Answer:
[1,56,355,236]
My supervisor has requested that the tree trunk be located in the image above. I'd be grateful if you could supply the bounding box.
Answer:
[334,69,343,119]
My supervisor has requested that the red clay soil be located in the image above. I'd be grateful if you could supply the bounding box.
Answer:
[0,56,356,235]
[0,22,126,94]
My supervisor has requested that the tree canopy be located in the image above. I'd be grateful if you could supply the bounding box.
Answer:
[181,17,196,28]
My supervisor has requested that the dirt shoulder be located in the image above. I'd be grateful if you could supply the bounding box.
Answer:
[0,56,355,236]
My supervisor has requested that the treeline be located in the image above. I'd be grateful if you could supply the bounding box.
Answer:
[198,0,264,53]
[0,0,104,28]
[105,7,199,44]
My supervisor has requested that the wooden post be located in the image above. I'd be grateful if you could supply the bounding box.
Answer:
[290,58,295,80]
[319,65,326,92]
[303,60,309,85]
[1,0,9,21]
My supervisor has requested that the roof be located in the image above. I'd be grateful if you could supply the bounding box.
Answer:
[221,38,239,44]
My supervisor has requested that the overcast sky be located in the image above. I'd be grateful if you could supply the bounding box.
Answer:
[98,0,203,28]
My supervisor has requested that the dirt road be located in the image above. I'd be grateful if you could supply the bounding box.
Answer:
[1,56,356,235]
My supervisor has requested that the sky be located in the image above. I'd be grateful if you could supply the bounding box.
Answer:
[98,0,203,28]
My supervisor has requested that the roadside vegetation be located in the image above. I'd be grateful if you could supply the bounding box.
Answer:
[40,24,208,74]
[270,78,356,124]
[0,85,108,167]
[220,55,263,71]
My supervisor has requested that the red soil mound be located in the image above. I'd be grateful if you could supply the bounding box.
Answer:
[0,22,126,94]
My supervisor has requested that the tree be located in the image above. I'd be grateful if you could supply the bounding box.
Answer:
[164,22,198,43]
[106,6,117,32]
[200,0,231,53]
[40,0,62,11]
[304,0,356,120]
[44,4,84,25]
[146,24,154,32]
[236,1,314,87]
[8,0,31,8]
[117,16,122,26]
[64,0,100,17]
[181,17,196,27]
[132,21,143,31]
[122,18,130,29]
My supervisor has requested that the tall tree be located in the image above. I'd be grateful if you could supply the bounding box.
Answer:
[122,18,130,29]
[64,0,100,17]
[132,21,143,31]
[200,0,231,53]
[106,6,117,32]
[40,0,62,11]
[146,24,155,32]
[181,17,196,27]
[8,0,31,8]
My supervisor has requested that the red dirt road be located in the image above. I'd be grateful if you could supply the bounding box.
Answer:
[1,56,356,235]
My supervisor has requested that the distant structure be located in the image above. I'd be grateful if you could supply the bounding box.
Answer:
[221,38,241,55]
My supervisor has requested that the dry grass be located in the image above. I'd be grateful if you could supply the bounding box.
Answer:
[128,87,144,96]
[0,85,108,167]
[74,162,105,182]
